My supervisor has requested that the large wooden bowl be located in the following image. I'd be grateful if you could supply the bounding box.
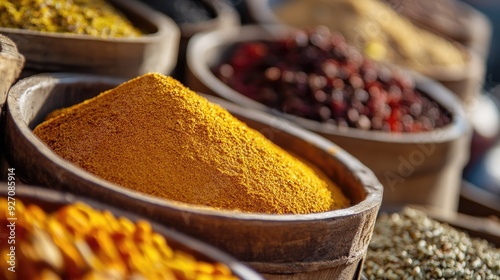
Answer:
[0,0,180,79]
[4,73,383,280]
[0,183,264,279]
[186,25,471,213]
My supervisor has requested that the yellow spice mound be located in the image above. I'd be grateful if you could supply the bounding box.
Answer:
[34,73,349,214]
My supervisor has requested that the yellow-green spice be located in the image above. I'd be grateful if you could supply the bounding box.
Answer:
[0,0,141,37]
[33,73,350,214]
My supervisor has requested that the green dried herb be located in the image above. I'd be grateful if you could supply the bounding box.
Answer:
[365,208,500,279]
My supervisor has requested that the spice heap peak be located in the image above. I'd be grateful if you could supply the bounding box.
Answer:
[34,73,349,214]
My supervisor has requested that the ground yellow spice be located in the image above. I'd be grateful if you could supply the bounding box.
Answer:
[0,0,141,37]
[33,73,349,214]
[274,0,467,73]
[0,198,239,280]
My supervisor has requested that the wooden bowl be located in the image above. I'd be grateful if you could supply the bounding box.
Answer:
[0,35,24,109]
[0,0,180,79]
[0,183,264,279]
[186,25,471,213]
[244,1,485,103]
[4,73,383,280]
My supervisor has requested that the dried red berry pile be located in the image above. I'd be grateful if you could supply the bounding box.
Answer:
[213,27,452,133]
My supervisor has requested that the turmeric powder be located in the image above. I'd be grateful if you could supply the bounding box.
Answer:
[0,198,239,279]
[33,73,349,214]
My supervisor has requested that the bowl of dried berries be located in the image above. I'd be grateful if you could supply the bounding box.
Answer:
[0,0,180,78]
[0,183,263,279]
[187,25,472,213]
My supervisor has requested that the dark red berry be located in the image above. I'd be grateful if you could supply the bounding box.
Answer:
[212,27,451,133]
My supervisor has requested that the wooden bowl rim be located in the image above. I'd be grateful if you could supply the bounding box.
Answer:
[0,183,265,279]
[0,0,179,43]
[6,72,383,223]
[187,24,470,144]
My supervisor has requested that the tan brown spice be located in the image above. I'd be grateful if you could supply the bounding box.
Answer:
[33,73,350,214]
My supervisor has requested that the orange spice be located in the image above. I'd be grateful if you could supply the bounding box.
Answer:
[34,73,350,214]
[0,198,238,279]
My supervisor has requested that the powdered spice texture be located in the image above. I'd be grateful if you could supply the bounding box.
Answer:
[33,73,349,214]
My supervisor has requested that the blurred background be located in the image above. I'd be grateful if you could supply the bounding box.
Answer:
[203,0,500,210]
[459,0,500,201]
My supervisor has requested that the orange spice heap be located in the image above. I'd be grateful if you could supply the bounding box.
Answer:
[0,198,238,279]
[33,73,349,214]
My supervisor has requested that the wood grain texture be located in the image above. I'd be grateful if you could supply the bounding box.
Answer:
[0,0,180,79]
[186,25,472,214]
[4,73,383,280]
